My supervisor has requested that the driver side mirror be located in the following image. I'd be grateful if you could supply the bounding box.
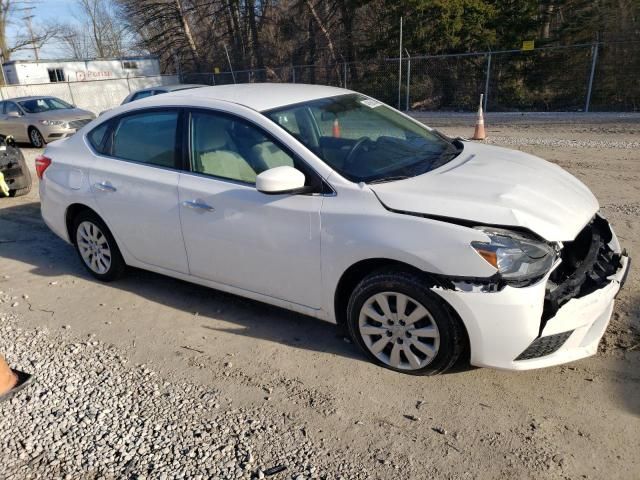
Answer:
[7,111,20,118]
[256,166,307,195]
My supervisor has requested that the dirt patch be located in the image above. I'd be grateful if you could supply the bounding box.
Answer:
[1,117,639,479]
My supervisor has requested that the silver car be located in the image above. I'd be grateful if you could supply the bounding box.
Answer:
[0,96,95,148]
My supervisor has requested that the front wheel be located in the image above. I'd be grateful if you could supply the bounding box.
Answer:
[73,211,126,281]
[346,270,465,375]
[28,127,45,148]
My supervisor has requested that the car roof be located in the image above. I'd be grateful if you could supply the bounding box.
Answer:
[167,83,352,112]
[3,96,55,102]
[135,84,204,93]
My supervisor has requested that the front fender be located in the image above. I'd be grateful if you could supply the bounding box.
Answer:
[319,186,496,322]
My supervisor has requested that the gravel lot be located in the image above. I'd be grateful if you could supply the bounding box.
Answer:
[1,113,639,479]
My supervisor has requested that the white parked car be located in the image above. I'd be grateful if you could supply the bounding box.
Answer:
[38,84,629,375]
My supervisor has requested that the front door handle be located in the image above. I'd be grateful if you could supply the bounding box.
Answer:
[181,200,215,212]
[93,181,117,192]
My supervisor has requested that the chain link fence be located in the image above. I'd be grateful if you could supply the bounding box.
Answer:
[182,42,639,112]
[0,42,635,114]
[0,74,180,115]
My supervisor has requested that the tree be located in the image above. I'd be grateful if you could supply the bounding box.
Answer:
[0,0,59,62]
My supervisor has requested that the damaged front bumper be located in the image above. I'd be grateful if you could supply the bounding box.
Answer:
[434,215,630,371]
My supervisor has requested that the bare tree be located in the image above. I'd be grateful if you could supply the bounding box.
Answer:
[73,0,128,58]
[57,23,93,59]
[0,0,59,62]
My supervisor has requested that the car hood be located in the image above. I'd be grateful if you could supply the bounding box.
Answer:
[369,141,598,242]
[29,108,94,121]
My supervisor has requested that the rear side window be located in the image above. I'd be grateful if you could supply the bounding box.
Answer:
[87,122,109,154]
[110,111,179,168]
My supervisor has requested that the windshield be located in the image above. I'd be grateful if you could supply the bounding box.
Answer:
[265,94,460,183]
[19,97,74,114]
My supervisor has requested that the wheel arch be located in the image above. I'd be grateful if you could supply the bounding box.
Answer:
[65,203,101,245]
[333,258,471,358]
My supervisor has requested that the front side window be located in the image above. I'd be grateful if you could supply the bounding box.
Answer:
[19,97,73,113]
[265,94,461,183]
[189,111,296,185]
[110,110,179,168]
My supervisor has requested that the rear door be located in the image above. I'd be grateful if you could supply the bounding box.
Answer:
[87,108,189,273]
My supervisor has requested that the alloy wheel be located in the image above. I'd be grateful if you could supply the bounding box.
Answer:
[30,129,44,148]
[358,292,440,370]
[76,221,112,275]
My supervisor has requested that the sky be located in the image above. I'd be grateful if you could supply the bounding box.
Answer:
[7,0,81,60]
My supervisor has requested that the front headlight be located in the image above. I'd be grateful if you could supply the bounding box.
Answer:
[40,120,65,126]
[471,227,557,282]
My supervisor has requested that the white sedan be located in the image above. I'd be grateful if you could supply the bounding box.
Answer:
[37,84,629,374]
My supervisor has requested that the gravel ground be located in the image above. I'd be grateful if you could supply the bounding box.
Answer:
[0,302,366,480]
[1,113,639,479]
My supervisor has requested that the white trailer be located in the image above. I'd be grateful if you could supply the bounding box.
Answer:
[2,57,161,85]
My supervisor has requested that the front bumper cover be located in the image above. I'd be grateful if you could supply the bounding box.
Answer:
[434,216,629,371]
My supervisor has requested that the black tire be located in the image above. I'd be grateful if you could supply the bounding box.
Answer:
[346,270,465,375]
[73,210,126,281]
[9,186,31,197]
[28,127,45,148]
[9,152,32,197]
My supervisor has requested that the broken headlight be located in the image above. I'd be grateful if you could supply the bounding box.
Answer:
[471,227,557,282]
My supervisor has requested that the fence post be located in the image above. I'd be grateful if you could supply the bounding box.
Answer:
[292,65,296,83]
[125,73,131,93]
[343,62,347,89]
[405,50,411,111]
[397,16,403,109]
[585,42,598,113]
[67,78,76,105]
[484,52,491,112]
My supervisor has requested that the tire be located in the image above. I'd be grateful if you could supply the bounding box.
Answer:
[346,270,465,375]
[73,210,126,281]
[28,127,45,148]
[9,152,32,197]
[9,186,31,197]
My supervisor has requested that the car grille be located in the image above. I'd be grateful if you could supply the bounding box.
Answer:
[542,216,621,327]
[68,118,92,130]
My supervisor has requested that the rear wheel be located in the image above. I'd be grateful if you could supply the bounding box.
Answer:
[346,270,465,375]
[73,211,126,281]
[28,127,45,148]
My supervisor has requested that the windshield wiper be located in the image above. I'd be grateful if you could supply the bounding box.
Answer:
[367,175,411,184]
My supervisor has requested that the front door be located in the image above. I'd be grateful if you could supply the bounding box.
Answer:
[88,108,189,273]
[178,109,323,308]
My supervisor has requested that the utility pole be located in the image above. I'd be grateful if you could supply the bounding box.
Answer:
[23,9,39,62]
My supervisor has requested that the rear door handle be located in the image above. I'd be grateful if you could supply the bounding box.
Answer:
[181,200,215,212]
[93,181,117,192]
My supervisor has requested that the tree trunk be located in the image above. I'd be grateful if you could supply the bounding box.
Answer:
[175,0,200,67]
[247,0,265,80]
[305,0,342,85]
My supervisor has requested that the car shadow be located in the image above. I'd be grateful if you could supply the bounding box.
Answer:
[0,201,474,374]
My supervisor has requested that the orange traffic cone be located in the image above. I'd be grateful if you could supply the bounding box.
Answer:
[332,118,341,138]
[472,93,486,140]
[0,355,18,397]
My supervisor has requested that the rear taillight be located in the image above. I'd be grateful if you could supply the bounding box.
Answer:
[35,155,52,180]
